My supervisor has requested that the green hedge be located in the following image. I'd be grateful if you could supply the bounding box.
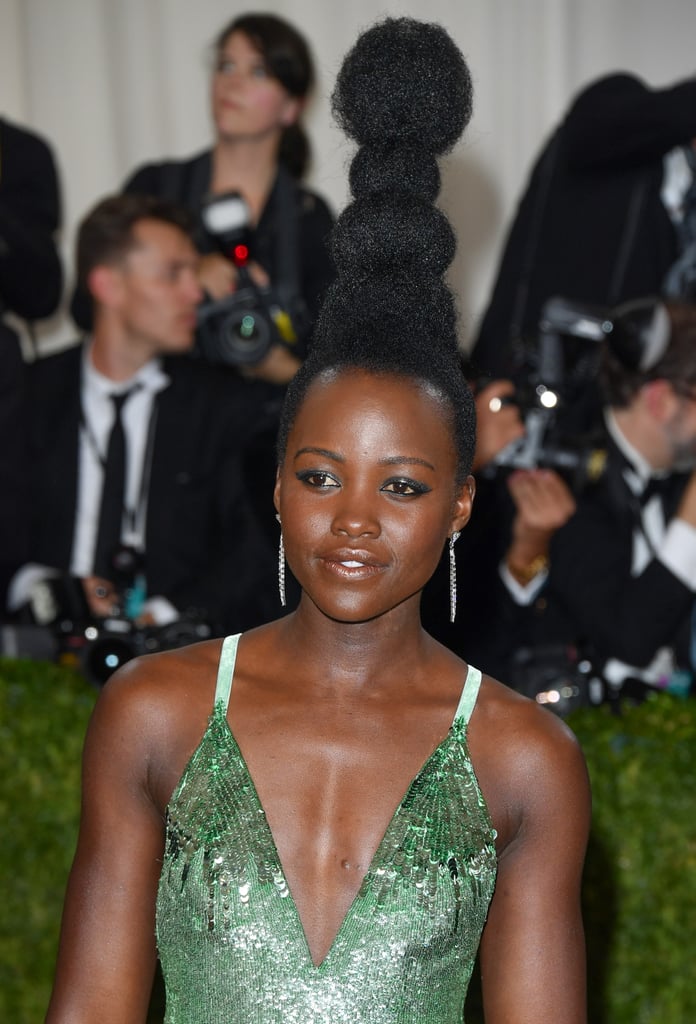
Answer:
[0,657,97,1021]
[2,658,695,1022]
[569,694,696,1024]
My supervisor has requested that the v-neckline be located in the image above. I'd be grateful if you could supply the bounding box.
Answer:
[217,707,468,970]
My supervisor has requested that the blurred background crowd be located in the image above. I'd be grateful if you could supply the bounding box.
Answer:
[2,0,696,716]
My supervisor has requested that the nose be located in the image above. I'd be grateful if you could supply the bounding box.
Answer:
[331,485,381,539]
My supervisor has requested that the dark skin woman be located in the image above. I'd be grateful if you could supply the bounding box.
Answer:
[46,19,590,1024]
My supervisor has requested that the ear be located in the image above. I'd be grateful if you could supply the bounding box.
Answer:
[87,265,124,308]
[642,379,678,423]
[273,466,282,516]
[280,95,302,127]
[450,474,475,536]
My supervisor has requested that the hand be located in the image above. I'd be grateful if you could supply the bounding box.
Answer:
[240,343,302,385]
[82,576,121,618]
[197,255,271,301]
[505,469,576,583]
[472,380,525,471]
[197,253,237,299]
[507,468,577,535]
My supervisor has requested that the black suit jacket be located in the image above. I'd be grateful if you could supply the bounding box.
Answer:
[472,73,696,380]
[22,344,279,633]
[538,436,695,673]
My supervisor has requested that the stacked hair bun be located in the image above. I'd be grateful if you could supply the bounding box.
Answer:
[279,17,477,481]
[313,17,473,363]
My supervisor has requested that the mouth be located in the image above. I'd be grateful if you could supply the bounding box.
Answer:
[320,551,386,579]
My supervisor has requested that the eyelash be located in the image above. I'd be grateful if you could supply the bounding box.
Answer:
[295,471,430,496]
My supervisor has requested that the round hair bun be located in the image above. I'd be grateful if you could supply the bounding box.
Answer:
[314,272,460,358]
[332,17,473,154]
[349,146,441,202]
[331,196,456,277]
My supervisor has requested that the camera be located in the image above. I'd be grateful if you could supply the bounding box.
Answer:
[3,568,212,687]
[484,296,612,492]
[195,191,306,367]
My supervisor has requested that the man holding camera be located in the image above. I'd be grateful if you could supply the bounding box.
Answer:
[471,72,696,392]
[526,298,696,703]
[6,193,276,645]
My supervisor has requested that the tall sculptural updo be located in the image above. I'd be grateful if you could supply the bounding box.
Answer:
[278,17,477,483]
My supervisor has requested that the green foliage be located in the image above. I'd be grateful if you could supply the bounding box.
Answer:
[569,694,696,1024]
[0,657,97,1021]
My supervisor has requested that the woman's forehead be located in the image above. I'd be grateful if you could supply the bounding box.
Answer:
[291,369,454,447]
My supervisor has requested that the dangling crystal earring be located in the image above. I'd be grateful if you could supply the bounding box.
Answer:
[276,513,286,607]
[449,531,461,623]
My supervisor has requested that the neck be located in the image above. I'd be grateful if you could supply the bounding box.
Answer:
[281,595,432,694]
[90,324,154,382]
[612,405,671,471]
[212,136,280,219]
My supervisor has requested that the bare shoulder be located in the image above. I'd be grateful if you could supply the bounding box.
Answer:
[92,636,223,728]
[468,675,591,849]
[83,637,226,809]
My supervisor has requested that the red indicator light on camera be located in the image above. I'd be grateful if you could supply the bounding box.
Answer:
[233,244,249,265]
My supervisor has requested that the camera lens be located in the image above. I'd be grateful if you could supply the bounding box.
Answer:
[221,308,273,364]
[83,636,136,686]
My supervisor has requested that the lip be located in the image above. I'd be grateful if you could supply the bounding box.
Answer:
[319,548,387,579]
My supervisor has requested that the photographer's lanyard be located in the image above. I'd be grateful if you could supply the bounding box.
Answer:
[80,398,159,559]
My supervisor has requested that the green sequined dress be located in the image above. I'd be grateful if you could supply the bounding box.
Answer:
[156,634,497,1023]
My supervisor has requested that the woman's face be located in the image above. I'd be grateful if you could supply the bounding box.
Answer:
[275,369,474,624]
[211,31,300,143]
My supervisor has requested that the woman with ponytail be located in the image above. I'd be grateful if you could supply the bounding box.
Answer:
[47,19,589,1024]
[121,12,334,387]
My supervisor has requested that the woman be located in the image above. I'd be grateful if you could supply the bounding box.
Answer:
[122,12,334,386]
[46,18,590,1023]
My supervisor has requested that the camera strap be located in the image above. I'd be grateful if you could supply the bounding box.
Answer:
[271,166,302,313]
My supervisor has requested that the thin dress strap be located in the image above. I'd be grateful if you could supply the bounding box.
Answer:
[214,633,242,712]
[453,664,482,726]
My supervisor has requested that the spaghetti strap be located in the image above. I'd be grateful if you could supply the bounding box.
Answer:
[214,634,242,712]
[453,664,482,726]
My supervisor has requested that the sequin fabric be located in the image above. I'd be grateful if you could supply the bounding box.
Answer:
[156,636,497,1023]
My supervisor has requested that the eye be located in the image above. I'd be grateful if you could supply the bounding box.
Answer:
[296,470,340,489]
[251,63,269,79]
[381,477,431,497]
[215,57,235,75]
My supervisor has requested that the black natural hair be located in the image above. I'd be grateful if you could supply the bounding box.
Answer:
[601,299,696,408]
[214,12,315,179]
[76,193,194,291]
[278,17,476,484]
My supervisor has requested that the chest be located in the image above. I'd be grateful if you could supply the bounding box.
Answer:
[158,709,496,978]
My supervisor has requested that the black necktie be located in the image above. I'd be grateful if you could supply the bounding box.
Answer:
[93,389,135,578]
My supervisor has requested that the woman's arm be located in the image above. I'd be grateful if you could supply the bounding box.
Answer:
[476,697,591,1023]
[45,665,169,1024]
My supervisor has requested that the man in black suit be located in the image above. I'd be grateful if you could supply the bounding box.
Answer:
[6,194,277,638]
[530,298,696,702]
[471,73,696,398]
[0,117,63,607]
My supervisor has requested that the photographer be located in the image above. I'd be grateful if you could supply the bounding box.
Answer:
[528,298,696,703]
[421,376,578,684]
[5,193,276,673]
[0,117,63,608]
[72,14,334,384]
[471,71,696,434]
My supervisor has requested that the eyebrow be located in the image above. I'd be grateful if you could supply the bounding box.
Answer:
[293,447,435,471]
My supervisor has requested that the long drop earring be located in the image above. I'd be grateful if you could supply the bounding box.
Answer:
[276,513,287,607]
[449,531,461,623]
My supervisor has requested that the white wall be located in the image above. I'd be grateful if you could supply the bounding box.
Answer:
[2,0,695,351]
